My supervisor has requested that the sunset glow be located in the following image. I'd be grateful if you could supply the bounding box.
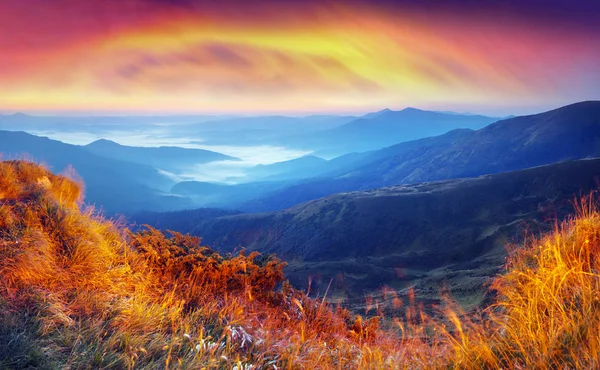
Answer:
[1,0,598,114]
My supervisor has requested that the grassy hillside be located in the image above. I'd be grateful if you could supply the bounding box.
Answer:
[2,160,599,368]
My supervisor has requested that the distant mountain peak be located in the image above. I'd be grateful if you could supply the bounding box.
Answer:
[362,107,435,119]
[9,112,30,118]
[362,108,393,119]
[87,138,120,147]
[91,138,117,144]
[399,107,424,113]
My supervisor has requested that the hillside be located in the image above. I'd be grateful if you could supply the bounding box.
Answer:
[244,155,328,181]
[176,154,374,205]
[135,158,600,309]
[171,180,296,208]
[360,100,600,184]
[132,207,243,232]
[84,139,240,174]
[0,160,380,368]
[0,131,188,214]
[3,160,600,368]
[243,101,600,212]
[241,152,380,183]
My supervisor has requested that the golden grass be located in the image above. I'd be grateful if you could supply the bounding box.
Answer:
[441,193,600,369]
[1,160,599,369]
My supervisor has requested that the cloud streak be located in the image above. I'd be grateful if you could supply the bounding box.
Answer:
[97,42,381,96]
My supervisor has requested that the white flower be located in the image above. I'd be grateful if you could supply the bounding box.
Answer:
[229,326,253,348]
[233,364,254,370]
[197,339,223,351]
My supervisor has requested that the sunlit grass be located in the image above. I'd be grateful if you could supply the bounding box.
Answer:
[1,160,599,369]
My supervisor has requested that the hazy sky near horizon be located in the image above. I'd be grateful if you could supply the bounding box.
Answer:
[1,0,598,116]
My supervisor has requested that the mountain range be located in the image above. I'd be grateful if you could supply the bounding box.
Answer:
[240,101,600,212]
[0,131,188,213]
[131,157,600,309]
[279,107,498,156]
[83,139,239,175]
[2,101,599,218]
[3,100,600,315]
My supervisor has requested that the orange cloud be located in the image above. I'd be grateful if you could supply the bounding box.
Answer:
[92,42,382,96]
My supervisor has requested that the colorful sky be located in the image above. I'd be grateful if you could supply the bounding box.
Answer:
[0,0,598,115]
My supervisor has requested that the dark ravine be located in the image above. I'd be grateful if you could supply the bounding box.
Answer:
[131,158,600,310]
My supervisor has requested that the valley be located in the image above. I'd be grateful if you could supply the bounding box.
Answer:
[2,2,599,366]
[132,157,600,313]
[2,101,600,368]
[3,101,598,315]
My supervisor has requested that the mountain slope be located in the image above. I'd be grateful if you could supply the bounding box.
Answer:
[242,155,327,181]
[239,128,474,212]
[359,100,600,185]
[84,139,239,174]
[170,179,296,208]
[135,158,600,307]
[244,101,600,212]
[0,131,188,213]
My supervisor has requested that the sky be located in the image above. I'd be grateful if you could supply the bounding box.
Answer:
[0,0,599,116]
